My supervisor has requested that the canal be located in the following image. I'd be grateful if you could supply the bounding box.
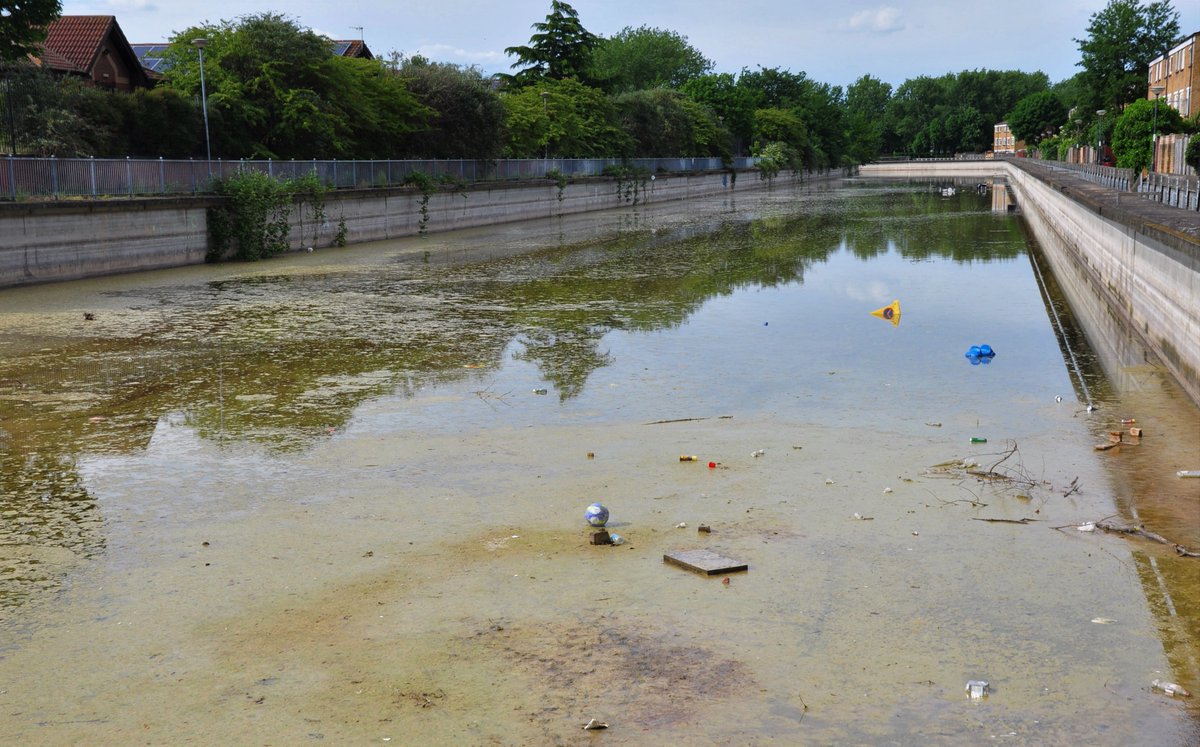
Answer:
[0,178,1196,745]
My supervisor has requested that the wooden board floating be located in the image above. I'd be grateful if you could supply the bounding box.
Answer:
[664,549,748,575]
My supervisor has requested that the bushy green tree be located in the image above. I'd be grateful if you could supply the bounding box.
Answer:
[1111,96,1184,171]
[501,78,630,157]
[589,26,712,93]
[390,56,507,159]
[1008,91,1067,145]
[612,88,726,158]
[504,1,596,86]
[0,0,60,62]
[680,73,756,155]
[844,75,891,160]
[162,12,427,159]
[1076,0,1180,112]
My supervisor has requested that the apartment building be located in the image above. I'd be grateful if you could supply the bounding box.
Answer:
[1147,31,1198,117]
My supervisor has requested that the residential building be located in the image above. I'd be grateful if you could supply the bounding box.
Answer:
[993,122,1024,156]
[1147,31,1198,118]
[33,16,152,91]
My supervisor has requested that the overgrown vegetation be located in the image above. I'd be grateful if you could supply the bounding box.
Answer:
[602,164,650,203]
[207,171,330,261]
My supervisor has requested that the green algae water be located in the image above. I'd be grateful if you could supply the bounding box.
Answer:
[0,179,1196,745]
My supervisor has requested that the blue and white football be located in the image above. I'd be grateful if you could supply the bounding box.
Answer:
[585,502,609,527]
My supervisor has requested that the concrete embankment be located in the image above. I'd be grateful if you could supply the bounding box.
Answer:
[864,160,1200,406]
[0,170,762,289]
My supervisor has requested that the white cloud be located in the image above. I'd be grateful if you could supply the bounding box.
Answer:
[846,6,904,34]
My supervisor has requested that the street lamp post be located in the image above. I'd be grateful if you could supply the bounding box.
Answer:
[193,38,212,176]
[1150,84,1165,174]
[540,91,549,161]
[1095,109,1106,165]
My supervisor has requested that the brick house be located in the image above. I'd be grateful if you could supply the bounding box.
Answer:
[33,15,152,91]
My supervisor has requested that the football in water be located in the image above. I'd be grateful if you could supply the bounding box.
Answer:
[585,502,610,527]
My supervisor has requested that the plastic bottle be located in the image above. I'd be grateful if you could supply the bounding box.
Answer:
[679,455,698,462]
[1151,680,1191,697]
[970,437,987,443]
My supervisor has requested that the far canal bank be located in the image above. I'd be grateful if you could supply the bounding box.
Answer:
[0,168,785,289]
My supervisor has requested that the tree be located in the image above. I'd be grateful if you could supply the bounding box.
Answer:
[390,56,506,159]
[161,13,427,159]
[680,73,756,155]
[0,0,61,62]
[501,78,630,158]
[1111,96,1184,171]
[1076,0,1180,112]
[504,1,596,86]
[589,25,712,93]
[844,75,892,161]
[1007,91,1067,145]
[612,88,726,158]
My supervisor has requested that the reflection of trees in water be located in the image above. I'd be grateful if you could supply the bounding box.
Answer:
[0,188,1023,460]
[0,449,103,611]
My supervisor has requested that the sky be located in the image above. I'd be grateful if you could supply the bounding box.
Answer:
[61,0,1200,89]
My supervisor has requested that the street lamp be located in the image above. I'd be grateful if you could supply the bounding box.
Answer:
[193,37,212,174]
[1095,109,1106,165]
[1150,84,1165,173]
[540,91,549,161]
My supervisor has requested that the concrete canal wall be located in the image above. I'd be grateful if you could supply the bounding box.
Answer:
[863,160,1200,406]
[0,170,761,289]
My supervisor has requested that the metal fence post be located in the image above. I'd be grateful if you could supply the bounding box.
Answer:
[159,157,165,194]
[51,156,58,199]
[89,156,97,197]
[126,157,133,197]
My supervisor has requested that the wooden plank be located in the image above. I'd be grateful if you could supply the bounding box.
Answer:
[663,549,748,575]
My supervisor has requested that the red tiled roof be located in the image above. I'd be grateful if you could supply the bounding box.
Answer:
[43,15,116,72]
[30,45,85,74]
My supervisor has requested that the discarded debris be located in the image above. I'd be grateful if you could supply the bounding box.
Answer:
[852,512,874,520]
[1151,680,1191,697]
[585,502,610,527]
[532,388,548,395]
[664,549,748,576]
[590,530,612,546]
[1178,470,1200,478]
[1056,519,1200,557]
[697,525,711,534]
[582,718,610,730]
[965,680,990,698]
[972,517,1035,524]
[609,533,625,546]
[1091,617,1117,624]
[675,522,688,529]
[679,455,699,462]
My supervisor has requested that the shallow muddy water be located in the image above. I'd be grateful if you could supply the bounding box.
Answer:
[0,180,1197,745]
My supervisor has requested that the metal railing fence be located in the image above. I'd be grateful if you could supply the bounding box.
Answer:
[1038,159,1198,211]
[0,156,756,201]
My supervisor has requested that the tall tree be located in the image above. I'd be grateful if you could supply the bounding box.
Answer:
[162,13,427,159]
[844,75,892,160]
[391,55,507,159]
[680,73,756,155]
[1007,91,1067,146]
[501,77,630,158]
[589,25,712,93]
[1075,0,1180,112]
[504,1,596,86]
[0,0,61,62]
